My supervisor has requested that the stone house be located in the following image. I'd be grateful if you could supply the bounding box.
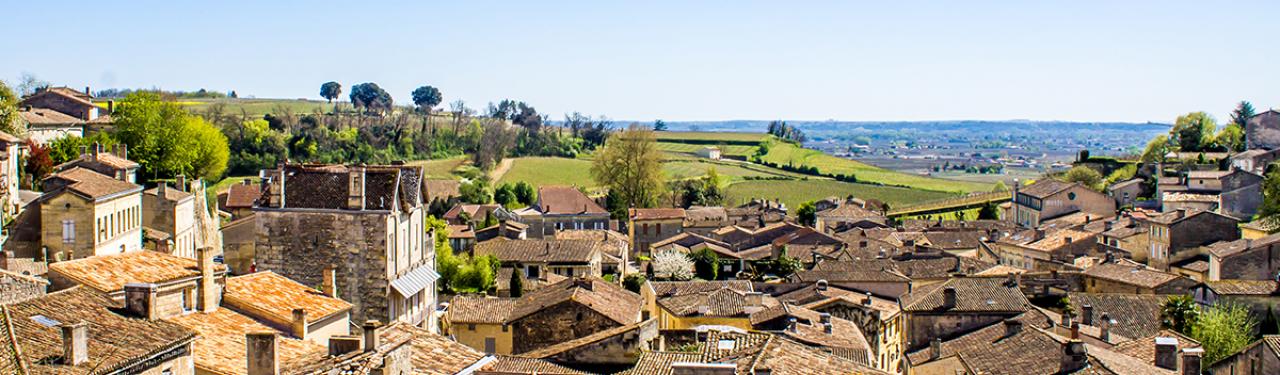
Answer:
[815,201,888,233]
[447,224,477,252]
[515,186,610,238]
[254,163,438,331]
[1107,178,1145,208]
[1095,216,1150,262]
[899,276,1030,351]
[1231,148,1280,175]
[0,286,198,374]
[221,270,353,346]
[1246,109,1280,150]
[554,229,629,276]
[993,227,1098,271]
[516,319,659,367]
[1066,292,1169,341]
[17,107,85,144]
[748,302,874,365]
[628,208,685,256]
[697,146,721,160]
[220,215,256,275]
[1081,259,1196,294]
[37,167,143,260]
[0,131,20,224]
[682,206,729,235]
[46,248,226,318]
[143,182,198,259]
[18,87,102,122]
[217,180,260,220]
[1158,168,1264,219]
[1207,335,1280,375]
[652,284,772,330]
[54,143,138,183]
[1139,209,1240,270]
[444,203,506,226]
[1010,179,1115,228]
[0,268,47,305]
[474,220,528,242]
[474,238,604,279]
[776,282,904,373]
[1192,280,1280,328]
[726,199,787,229]
[445,277,641,355]
[1205,234,1280,281]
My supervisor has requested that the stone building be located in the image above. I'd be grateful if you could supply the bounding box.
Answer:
[221,270,353,346]
[815,201,888,233]
[554,229,629,276]
[0,268,47,305]
[18,87,102,122]
[1010,179,1115,228]
[143,182,198,258]
[516,186,610,238]
[254,163,438,331]
[54,143,138,183]
[1138,209,1240,270]
[1206,234,1280,281]
[46,248,226,317]
[899,276,1030,350]
[1191,280,1280,332]
[1207,335,1280,375]
[217,179,260,220]
[628,208,685,256]
[1246,109,1280,150]
[0,131,20,224]
[474,238,604,279]
[17,107,85,144]
[0,286,199,374]
[1106,178,1145,208]
[993,227,1098,270]
[37,167,143,259]
[775,282,904,373]
[1081,258,1196,294]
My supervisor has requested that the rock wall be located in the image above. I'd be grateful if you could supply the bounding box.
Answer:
[511,300,623,354]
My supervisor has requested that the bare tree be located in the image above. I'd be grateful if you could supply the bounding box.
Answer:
[474,118,517,170]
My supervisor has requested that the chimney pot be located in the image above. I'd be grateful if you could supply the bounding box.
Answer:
[1003,318,1023,337]
[246,332,279,375]
[816,279,828,291]
[1081,304,1094,326]
[61,321,89,366]
[863,291,873,306]
[823,322,833,334]
[819,313,831,324]
[930,338,942,360]
[787,317,798,333]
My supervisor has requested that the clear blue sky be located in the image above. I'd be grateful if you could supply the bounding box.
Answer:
[4,1,1277,123]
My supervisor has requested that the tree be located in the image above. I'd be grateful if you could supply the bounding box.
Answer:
[1141,135,1173,163]
[690,248,720,280]
[1216,123,1246,153]
[652,250,694,281]
[1170,112,1217,152]
[653,119,667,131]
[15,72,48,97]
[1161,295,1200,334]
[0,81,20,135]
[774,254,803,277]
[460,179,492,204]
[349,82,393,114]
[509,269,524,297]
[411,86,443,113]
[494,183,516,207]
[591,124,665,210]
[797,201,817,227]
[991,180,1009,193]
[1230,101,1256,127]
[319,81,342,103]
[112,92,229,180]
[514,181,536,206]
[187,116,230,180]
[623,274,646,293]
[22,139,52,189]
[1190,303,1257,364]
[976,202,999,220]
[1063,166,1103,191]
[1258,169,1280,226]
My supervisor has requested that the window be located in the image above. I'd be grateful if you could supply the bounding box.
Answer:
[502,324,508,332]
[656,223,662,233]
[62,220,75,243]
[484,337,496,353]
[468,324,476,331]
[526,265,540,279]
[642,224,649,235]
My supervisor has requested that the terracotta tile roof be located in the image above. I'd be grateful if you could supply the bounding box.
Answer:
[482,355,588,374]
[1082,262,1184,289]
[649,280,754,297]
[554,229,629,259]
[698,331,773,361]
[42,167,140,200]
[474,238,602,263]
[519,319,654,359]
[1022,228,1095,252]
[0,269,48,305]
[509,277,641,325]
[618,351,706,375]
[750,303,872,356]
[379,323,492,375]
[1203,279,1280,295]
[423,179,461,203]
[684,206,728,223]
[7,287,198,374]
[921,231,985,250]
[0,306,24,374]
[1018,179,1076,198]
[494,268,566,295]
[630,208,686,220]
[659,287,775,317]
[746,336,886,375]
[276,164,422,211]
[167,308,326,375]
[1110,330,1200,365]
[817,203,884,221]
[18,107,83,125]
[791,262,911,284]
[223,182,261,208]
[143,184,193,201]
[536,186,607,215]
[55,151,140,171]
[1066,293,1167,340]
[1162,192,1218,203]
[901,277,1029,312]
[48,250,226,293]
[447,225,475,239]
[1207,235,1280,258]
[443,203,502,221]
[447,295,516,324]
[778,284,900,319]
[223,271,352,325]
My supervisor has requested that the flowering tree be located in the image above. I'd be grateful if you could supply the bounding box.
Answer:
[652,249,693,281]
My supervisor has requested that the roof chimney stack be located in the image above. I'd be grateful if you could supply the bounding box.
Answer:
[362,320,382,352]
[942,287,957,309]
[196,247,219,313]
[816,279,828,291]
[291,309,308,340]
[1180,347,1203,375]
[1059,340,1088,374]
[1081,304,1094,326]
[1154,337,1178,370]
[246,332,279,375]
[124,283,159,320]
[328,335,362,356]
[321,265,338,298]
[1003,318,1023,337]
[930,338,942,360]
[61,321,89,366]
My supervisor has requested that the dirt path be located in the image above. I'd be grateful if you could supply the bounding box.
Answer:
[488,158,515,181]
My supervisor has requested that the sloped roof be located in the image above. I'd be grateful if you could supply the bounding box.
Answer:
[18,107,83,125]
[508,277,641,325]
[536,186,606,215]
[143,184,193,202]
[1203,279,1280,295]
[48,250,225,293]
[1067,292,1167,340]
[43,167,140,200]
[901,277,1029,312]
[518,319,653,359]
[630,208,686,220]
[447,295,516,324]
[1110,330,1200,365]
[223,182,261,209]
[1018,179,1076,199]
[658,287,772,317]
[55,151,139,171]
[474,238,601,263]
[481,355,587,374]
[649,280,754,297]
[167,308,326,375]
[1082,262,1184,289]
[223,271,353,325]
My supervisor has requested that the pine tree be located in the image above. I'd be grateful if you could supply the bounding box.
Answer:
[509,270,524,297]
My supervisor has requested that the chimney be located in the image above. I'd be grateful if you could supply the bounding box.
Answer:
[348,166,366,210]
[61,321,89,366]
[176,175,187,192]
[362,320,382,352]
[1104,221,1113,231]
[816,279,828,291]
[1070,322,1080,339]
[124,283,159,319]
[196,247,219,313]
[574,277,594,291]
[1099,314,1115,341]
[930,338,942,360]
[941,287,957,309]
[1059,340,1088,374]
[328,335,362,356]
[1180,347,1203,375]
[79,145,88,158]
[1154,337,1178,370]
[119,143,127,161]
[0,250,10,270]
[745,292,764,307]
[158,182,167,196]
[819,313,832,324]
[863,291,873,306]
[246,332,279,375]
[107,100,114,113]
[291,309,308,339]
[321,265,337,298]
[823,322,833,334]
[1003,318,1023,337]
[91,143,100,161]
[1081,304,1094,326]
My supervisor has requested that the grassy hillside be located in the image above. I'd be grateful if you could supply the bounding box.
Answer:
[725,179,955,210]
[656,142,759,157]
[410,156,469,179]
[497,157,597,188]
[661,159,811,181]
[760,142,991,193]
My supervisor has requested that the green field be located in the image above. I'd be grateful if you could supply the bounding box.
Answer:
[656,142,759,157]
[655,131,767,143]
[497,157,597,188]
[760,142,990,193]
[661,159,809,181]
[410,156,468,179]
[724,179,956,211]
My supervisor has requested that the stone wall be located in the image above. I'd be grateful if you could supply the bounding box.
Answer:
[548,319,657,365]
[254,209,392,324]
[1217,242,1280,281]
[0,272,46,304]
[1207,336,1280,375]
[511,300,624,354]
[904,312,1016,350]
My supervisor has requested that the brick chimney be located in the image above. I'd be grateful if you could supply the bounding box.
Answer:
[1081,304,1094,326]
[291,308,308,339]
[61,321,89,366]
[1180,347,1203,375]
[124,283,159,319]
[347,166,366,210]
[1059,340,1088,374]
[362,320,382,352]
[321,265,337,298]
[1154,337,1178,370]
[941,286,957,309]
[328,335,362,356]
[196,247,219,313]
[246,332,279,375]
